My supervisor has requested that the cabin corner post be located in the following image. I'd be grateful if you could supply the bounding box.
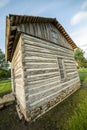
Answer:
[10,35,28,121]
[11,66,15,95]
[20,34,31,121]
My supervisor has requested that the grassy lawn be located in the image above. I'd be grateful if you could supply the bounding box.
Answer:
[0,80,12,96]
[67,87,87,130]
[0,87,87,130]
[78,68,87,82]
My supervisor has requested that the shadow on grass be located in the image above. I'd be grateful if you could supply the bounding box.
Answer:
[0,86,87,130]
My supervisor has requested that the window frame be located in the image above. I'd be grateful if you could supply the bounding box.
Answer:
[50,29,58,43]
[57,58,66,81]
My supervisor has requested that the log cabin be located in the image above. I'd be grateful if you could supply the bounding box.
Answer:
[5,14,80,121]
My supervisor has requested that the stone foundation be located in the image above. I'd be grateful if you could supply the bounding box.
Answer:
[25,82,80,122]
[0,93,15,109]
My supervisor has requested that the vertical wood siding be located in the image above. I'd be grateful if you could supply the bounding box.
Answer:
[17,23,72,50]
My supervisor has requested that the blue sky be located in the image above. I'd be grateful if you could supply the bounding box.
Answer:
[0,0,87,57]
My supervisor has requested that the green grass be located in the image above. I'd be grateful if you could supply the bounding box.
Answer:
[67,87,87,130]
[0,87,87,130]
[0,80,12,95]
[78,68,87,82]
[32,87,87,130]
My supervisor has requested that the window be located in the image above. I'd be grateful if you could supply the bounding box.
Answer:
[51,30,58,43]
[58,58,65,80]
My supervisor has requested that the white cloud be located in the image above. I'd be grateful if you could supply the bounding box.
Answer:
[70,11,87,25]
[81,1,87,10]
[71,27,87,45]
[70,0,87,26]
[71,26,87,58]
[0,0,10,8]
[70,0,87,58]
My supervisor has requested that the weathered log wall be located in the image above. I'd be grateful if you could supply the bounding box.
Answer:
[21,34,80,121]
[6,15,79,122]
[11,37,26,117]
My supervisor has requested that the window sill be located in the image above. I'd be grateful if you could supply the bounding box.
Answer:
[60,78,68,83]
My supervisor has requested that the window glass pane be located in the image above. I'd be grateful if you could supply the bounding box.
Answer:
[58,58,65,80]
[51,30,58,43]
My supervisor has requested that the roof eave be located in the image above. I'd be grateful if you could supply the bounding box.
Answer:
[5,16,10,61]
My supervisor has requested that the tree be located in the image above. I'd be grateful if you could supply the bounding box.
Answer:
[0,48,11,79]
[0,49,9,70]
[74,48,87,68]
[0,68,11,79]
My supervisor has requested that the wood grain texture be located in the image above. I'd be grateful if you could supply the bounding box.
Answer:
[17,23,72,50]
[22,34,80,112]
[11,36,26,110]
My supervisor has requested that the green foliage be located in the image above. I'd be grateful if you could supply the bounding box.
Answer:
[78,68,87,82]
[0,48,9,70]
[0,48,11,79]
[0,80,11,95]
[74,48,87,68]
[0,68,11,79]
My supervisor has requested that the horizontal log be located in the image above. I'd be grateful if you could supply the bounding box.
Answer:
[26,76,60,86]
[14,70,23,76]
[13,65,23,72]
[67,73,78,78]
[26,77,60,90]
[24,56,56,61]
[66,69,77,73]
[26,72,59,82]
[29,76,79,97]
[24,42,74,57]
[29,80,61,95]
[24,58,57,63]
[13,52,21,62]
[24,63,58,69]
[66,71,78,75]
[25,68,58,75]
[14,67,22,74]
[23,34,73,53]
[64,60,76,63]
[11,26,17,31]
[26,67,58,71]
[24,43,73,57]
[65,66,76,69]
[28,79,80,108]
[24,51,74,61]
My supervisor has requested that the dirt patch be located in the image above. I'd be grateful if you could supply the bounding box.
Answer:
[0,93,15,110]
[0,95,78,130]
[0,104,58,130]
[0,86,86,130]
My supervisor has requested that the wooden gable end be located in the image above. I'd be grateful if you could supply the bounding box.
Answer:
[6,15,77,61]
